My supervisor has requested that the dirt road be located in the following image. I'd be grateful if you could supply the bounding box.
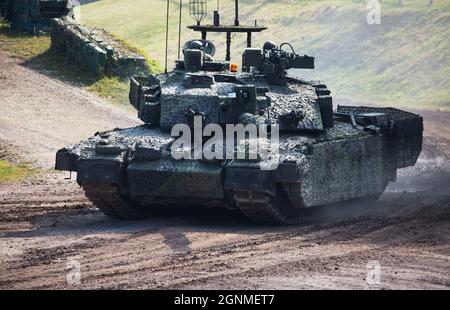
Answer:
[0,49,140,168]
[0,49,449,290]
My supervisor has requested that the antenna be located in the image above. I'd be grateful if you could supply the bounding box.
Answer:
[165,0,170,74]
[178,0,183,59]
[189,0,207,26]
[213,0,220,26]
[234,0,239,26]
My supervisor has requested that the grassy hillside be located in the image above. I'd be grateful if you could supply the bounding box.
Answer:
[80,0,450,111]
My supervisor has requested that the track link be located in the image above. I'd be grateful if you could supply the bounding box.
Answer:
[83,183,143,220]
[233,190,302,226]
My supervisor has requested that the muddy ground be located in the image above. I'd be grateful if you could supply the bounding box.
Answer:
[0,49,449,290]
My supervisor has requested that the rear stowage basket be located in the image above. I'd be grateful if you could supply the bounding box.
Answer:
[337,106,423,169]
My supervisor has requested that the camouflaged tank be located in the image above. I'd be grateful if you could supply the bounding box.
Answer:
[55,39,423,225]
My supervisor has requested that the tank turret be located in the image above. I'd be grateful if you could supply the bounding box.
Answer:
[130,35,329,134]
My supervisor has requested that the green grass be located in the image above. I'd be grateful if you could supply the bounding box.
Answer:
[87,76,130,106]
[0,160,35,183]
[0,18,161,106]
[0,20,50,58]
[109,32,163,73]
[80,0,450,111]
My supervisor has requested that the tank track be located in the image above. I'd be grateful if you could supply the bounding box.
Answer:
[83,183,144,220]
[233,190,302,226]
[84,184,303,224]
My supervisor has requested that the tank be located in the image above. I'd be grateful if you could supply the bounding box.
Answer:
[55,3,423,225]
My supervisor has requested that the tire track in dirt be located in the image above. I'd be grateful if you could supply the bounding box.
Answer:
[2,193,448,289]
